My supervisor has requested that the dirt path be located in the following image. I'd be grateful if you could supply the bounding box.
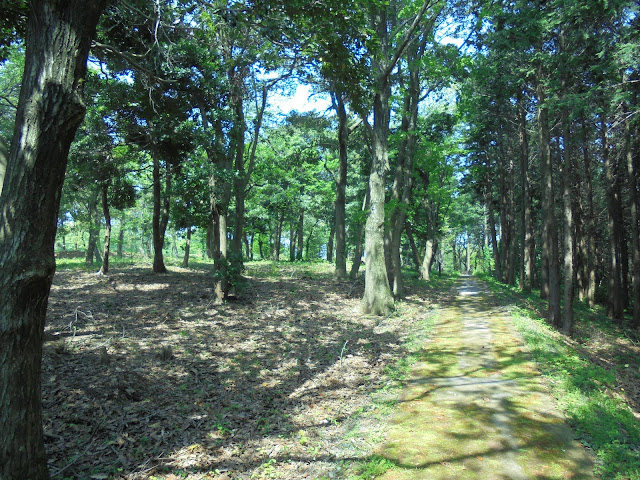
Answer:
[378,276,597,480]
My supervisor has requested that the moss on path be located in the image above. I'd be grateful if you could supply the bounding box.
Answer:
[377,276,597,480]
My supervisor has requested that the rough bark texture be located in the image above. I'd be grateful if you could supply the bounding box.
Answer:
[152,156,170,273]
[518,91,533,293]
[538,82,561,327]
[0,2,106,479]
[602,112,624,320]
[561,93,574,334]
[626,114,640,328]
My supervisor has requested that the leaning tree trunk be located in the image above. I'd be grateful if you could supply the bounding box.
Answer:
[0,2,106,479]
[98,182,111,275]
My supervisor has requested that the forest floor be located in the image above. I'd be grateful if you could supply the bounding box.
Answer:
[42,260,640,480]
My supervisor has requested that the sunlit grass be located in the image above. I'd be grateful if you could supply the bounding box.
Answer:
[481,274,640,480]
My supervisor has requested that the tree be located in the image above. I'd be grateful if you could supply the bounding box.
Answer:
[0,2,107,479]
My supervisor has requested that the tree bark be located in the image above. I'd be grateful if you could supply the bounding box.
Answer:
[537,81,561,327]
[0,2,106,479]
[625,105,640,328]
[332,89,349,279]
[518,90,533,292]
[117,212,126,258]
[296,209,304,261]
[98,182,111,275]
[561,75,574,334]
[182,227,192,268]
[602,111,624,320]
[405,221,421,271]
[350,186,369,279]
[85,187,100,266]
[421,239,435,281]
[327,222,335,263]
[152,156,169,273]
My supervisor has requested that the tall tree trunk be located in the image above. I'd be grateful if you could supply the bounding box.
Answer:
[296,209,304,261]
[625,107,640,328]
[421,239,435,281]
[117,212,126,258]
[98,182,111,275]
[580,119,597,307]
[602,112,624,320]
[327,222,335,263]
[518,90,533,292]
[0,2,106,479]
[274,214,283,262]
[289,221,296,262]
[350,187,369,279]
[152,156,167,273]
[85,187,99,266]
[486,182,502,281]
[561,76,574,334]
[466,234,472,273]
[332,90,348,278]
[388,46,421,297]
[182,227,192,268]
[538,81,561,327]
[405,221,421,271]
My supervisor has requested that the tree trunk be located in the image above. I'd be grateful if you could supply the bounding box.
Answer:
[405,221,421,271]
[152,156,168,273]
[117,212,126,258]
[625,107,640,328]
[602,112,624,320]
[296,209,304,261]
[0,2,106,479]
[289,221,296,262]
[182,227,192,268]
[466,235,472,273]
[579,119,597,306]
[350,186,369,279]
[486,183,502,281]
[327,222,335,263]
[333,90,348,279]
[85,187,99,266]
[98,182,111,275]
[538,81,561,327]
[361,8,394,315]
[518,90,533,292]
[561,77,574,334]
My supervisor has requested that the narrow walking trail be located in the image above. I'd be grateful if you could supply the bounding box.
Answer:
[378,276,596,480]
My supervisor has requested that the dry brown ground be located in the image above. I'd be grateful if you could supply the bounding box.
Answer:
[42,262,444,480]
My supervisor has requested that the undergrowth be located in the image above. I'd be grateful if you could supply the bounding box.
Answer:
[479,274,640,480]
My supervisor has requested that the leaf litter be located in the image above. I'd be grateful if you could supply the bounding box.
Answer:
[42,263,439,480]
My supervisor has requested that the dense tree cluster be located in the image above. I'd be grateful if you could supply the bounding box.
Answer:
[0,0,638,478]
[461,0,640,333]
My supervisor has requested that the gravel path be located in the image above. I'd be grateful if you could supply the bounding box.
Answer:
[378,275,597,480]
